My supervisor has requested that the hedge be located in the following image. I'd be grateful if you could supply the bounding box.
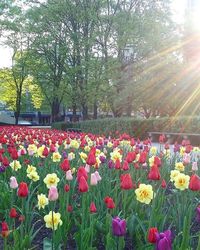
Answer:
[52,116,200,139]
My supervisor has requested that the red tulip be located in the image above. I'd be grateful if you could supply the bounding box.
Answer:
[2,157,9,167]
[67,205,73,212]
[122,161,129,171]
[104,196,115,209]
[120,173,133,190]
[42,147,49,157]
[148,227,158,243]
[115,159,121,170]
[90,202,97,213]
[77,167,88,182]
[17,182,29,197]
[148,165,161,180]
[125,152,136,163]
[60,159,70,172]
[64,184,70,192]
[1,222,9,237]
[78,176,89,192]
[11,149,18,160]
[189,174,200,191]
[138,151,147,164]
[161,179,167,189]
[86,148,96,166]
[9,208,18,218]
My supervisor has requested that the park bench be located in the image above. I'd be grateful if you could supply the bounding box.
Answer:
[148,131,200,146]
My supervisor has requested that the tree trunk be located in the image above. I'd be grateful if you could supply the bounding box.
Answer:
[72,104,77,122]
[51,98,60,122]
[93,101,98,119]
[15,94,21,125]
[82,104,88,120]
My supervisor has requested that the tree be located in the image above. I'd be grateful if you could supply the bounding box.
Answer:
[0,68,44,115]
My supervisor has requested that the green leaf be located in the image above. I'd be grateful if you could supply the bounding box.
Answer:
[43,238,62,250]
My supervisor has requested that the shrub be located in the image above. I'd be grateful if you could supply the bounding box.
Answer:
[52,116,200,138]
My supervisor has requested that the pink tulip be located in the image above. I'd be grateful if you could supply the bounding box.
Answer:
[192,162,198,171]
[90,173,98,186]
[94,171,102,181]
[85,164,90,173]
[66,170,73,181]
[10,176,18,189]
[48,186,58,201]
[183,153,190,165]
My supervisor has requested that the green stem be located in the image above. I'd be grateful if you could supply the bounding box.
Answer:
[4,237,8,250]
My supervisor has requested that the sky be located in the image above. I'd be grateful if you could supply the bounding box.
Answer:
[0,0,187,68]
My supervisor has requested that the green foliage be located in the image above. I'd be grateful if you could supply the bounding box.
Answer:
[52,116,200,138]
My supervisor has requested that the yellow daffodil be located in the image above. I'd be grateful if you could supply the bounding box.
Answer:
[193,147,200,152]
[107,142,113,148]
[95,149,101,156]
[175,162,185,172]
[95,157,101,168]
[79,152,87,163]
[87,140,94,147]
[163,149,170,158]
[174,173,190,191]
[27,144,37,155]
[27,171,40,182]
[110,149,122,163]
[170,170,180,182]
[120,140,130,146]
[27,165,36,174]
[37,145,45,158]
[44,211,62,230]
[44,173,60,188]
[149,156,155,167]
[10,160,21,171]
[84,146,91,152]
[70,140,80,149]
[68,152,75,161]
[135,184,154,204]
[52,152,61,162]
[37,194,49,209]
[180,147,185,156]
[150,146,157,155]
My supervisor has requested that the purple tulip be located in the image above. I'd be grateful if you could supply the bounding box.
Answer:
[0,166,5,173]
[108,160,114,169]
[112,217,126,237]
[173,144,180,153]
[62,151,67,159]
[99,155,106,163]
[156,230,172,250]
[196,206,200,223]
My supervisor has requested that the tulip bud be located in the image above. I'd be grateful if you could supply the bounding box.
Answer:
[192,162,198,171]
[85,164,90,173]
[67,205,73,212]
[48,186,59,201]
[94,171,102,181]
[64,184,70,192]
[9,208,18,218]
[66,170,73,181]
[10,176,18,189]
[90,202,97,213]
[17,182,28,198]
[90,173,98,186]
[147,227,158,243]
[1,222,9,238]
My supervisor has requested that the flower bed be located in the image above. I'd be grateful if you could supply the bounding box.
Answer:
[0,126,199,249]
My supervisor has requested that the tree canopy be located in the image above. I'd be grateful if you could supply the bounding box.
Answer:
[1,0,198,121]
